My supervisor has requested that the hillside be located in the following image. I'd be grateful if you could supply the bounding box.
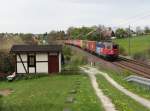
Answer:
[114,35,150,57]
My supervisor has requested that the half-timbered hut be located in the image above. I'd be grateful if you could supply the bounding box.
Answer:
[10,45,62,74]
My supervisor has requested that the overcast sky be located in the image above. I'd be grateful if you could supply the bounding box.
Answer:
[0,0,150,33]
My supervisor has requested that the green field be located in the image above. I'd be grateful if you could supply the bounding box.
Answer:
[96,74,150,111]
[107,70,150,100]
[96,62,150,100]
[114,35,150,56]
[0,74,104,111]
[99,67,150,100]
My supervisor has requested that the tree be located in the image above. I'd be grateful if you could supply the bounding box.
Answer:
[115,28,127,38]
[67,27,74,39]
[66,26,93,40]
[144,26,150,34]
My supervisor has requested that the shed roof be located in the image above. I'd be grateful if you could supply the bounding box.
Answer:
[10,45,62,53]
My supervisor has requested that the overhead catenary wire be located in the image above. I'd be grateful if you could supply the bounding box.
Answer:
[117,10,150,27]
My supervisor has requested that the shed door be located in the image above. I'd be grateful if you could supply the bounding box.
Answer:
[48,55,59,73]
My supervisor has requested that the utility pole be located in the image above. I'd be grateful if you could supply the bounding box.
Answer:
[128,25,131,56]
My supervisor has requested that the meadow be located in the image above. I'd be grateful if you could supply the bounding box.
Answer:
[114,35,150,56]
[96,74,150,111]
[0,74,104,111]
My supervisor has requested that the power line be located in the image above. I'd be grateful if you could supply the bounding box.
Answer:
[119,10,150,23]
[118,11,150,26]
[119,15,150,26]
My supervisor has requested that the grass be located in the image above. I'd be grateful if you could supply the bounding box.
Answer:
[96,63,150,100]
[106,70,150,100]
[96,74,150,111]
[0,74,104,111]
[113,35,150,56]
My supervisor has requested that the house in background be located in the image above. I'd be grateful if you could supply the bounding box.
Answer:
[10,45,62,74]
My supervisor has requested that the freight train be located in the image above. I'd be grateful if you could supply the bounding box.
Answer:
[65,40,119,60]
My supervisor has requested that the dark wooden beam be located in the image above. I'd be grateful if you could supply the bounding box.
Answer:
[27,53,29,73]
[15,55,17,74]
[18,54,28,74]
[35,53,36,74]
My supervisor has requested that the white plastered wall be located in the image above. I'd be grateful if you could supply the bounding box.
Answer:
[36,62,48,73]
[36,53,48,73]
[17,54,28,73]
[17,54,27,62]
[59,52,61,73]
[29,67,35,73]
[36,53,48,61]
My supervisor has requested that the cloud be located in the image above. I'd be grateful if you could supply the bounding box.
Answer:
[0,0,150,33]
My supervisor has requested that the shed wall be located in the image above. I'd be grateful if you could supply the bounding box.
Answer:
[17,63,27,73]
[16,53,61,74]
[36,62,48,73]
[36,53,48,73]
[59,52,61,73]
[29,67,35,73]
[36,53,48,61]
[17,54,27,62]
[17,54,28,73]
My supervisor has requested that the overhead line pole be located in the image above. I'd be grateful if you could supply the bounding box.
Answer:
[128,25,131,56]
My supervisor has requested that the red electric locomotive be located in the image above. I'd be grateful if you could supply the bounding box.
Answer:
[65,40,119,60]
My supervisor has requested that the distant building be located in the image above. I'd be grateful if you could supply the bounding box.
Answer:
[10,45,62,74]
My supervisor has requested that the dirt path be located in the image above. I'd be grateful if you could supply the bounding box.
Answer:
[80,67,117,111]
[0,88,14,96]
[84,66,150,109]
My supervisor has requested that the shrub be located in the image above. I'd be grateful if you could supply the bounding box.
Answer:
[133,52,147,62]
[63,46,72,63]
[147,48,150,57]
[63,46,72,57]
[15,73,49,81]
[0,95,2,110]
[0,52,15,73]
[71,55,87,66]
[119,47,127,56]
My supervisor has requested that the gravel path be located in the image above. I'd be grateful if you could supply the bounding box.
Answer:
[80,67,117,111]
[84,66,150,109]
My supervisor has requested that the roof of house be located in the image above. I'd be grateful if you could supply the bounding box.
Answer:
[10,45,62,53]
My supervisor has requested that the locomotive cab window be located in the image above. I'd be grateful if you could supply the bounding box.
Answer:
[28,55,35,67]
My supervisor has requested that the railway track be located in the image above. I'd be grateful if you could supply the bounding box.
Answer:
[112,57,150,78]
[118,56,150,69]
[68,45,150,79]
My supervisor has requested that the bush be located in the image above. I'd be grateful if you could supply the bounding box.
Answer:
[63,46,72,57]
[147,48,150,57]
[62,45,88,70]
[133,52,147,62]
[0,52,15,73]
[0,95,2,110]
[71,55,87,66]
[119,47,127,56]
[63,46,72,63]
[15,73,49,81]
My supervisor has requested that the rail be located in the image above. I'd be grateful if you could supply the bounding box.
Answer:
[113,56,150,78]
[119,56,150,69]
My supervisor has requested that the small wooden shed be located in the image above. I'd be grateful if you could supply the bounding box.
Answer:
[10,45,62,74]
